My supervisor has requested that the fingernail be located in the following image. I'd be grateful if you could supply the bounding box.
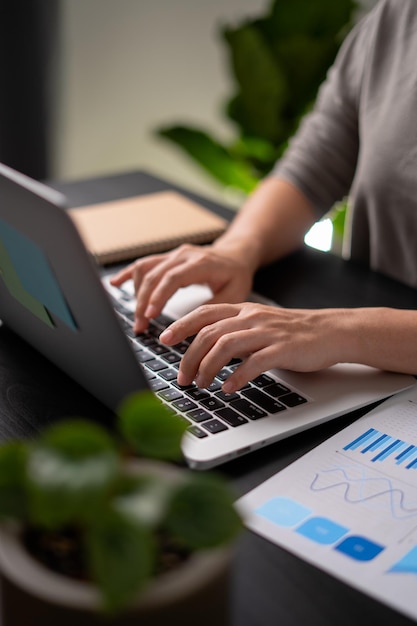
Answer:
[195,374,207,389]
[145,304,157,319]
[222,380,235,394]
[134,321,146,334]
[177,371,190,386]
[159,328,173,344]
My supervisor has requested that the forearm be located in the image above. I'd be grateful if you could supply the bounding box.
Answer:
[337,307,417,375]
[212,176,317,272]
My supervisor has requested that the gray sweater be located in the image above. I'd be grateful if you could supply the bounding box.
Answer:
[274,0,417,288]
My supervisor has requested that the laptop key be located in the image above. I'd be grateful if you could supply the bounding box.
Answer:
[172,342,189,355]
[279,392,308,407]
[207,380,222,392]
[215,407,248,427]
[148,342,170,355]
[136,351,155,363]
[242,388,287,413]
[200,397,225,411]
[186,388,210,401]
[145,359,168,372]
[160,368,178,381]
[215,390,240,403]
[162,352,181,365]
[216,368,231,381]
[230,398,267,420]
[188,425,208,439]
[187,408,212,423]
[202,419,228,434]
[263,382,291,397]
[154,314,175,328]
[157,388,183,402]
[136,334,156,346]
[149,378,169,392]
[172,398,197,413]
[253,374,276,388]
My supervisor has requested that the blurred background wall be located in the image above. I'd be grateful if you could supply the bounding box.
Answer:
[0,0,378,206]
[52,0,270,204]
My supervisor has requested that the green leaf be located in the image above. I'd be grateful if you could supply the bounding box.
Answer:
[86,511,154,613]
[223,24,287,141]
[329,199,347,238]
[230,135,277,164]
[264,0,357,39]
[157,126,259,193]
[26,420,119,527]
[0,441,28,519]
[113,474,173,529]
[271,36,337,114]
[118,391,188,461]
[166,475,242,549]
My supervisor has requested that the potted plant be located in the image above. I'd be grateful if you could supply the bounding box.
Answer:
[156,0,357,195]
[0,391,242,626]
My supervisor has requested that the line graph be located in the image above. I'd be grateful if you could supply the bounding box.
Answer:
[310,465,417,520]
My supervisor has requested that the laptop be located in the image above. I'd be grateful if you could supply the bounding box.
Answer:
[0,162,414,469]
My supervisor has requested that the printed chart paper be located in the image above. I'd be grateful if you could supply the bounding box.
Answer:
[237,384,417,621]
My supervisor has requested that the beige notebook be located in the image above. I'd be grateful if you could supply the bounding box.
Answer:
[69,191,228,265]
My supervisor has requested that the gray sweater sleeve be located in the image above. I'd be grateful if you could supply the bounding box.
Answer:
[272,8,377,218]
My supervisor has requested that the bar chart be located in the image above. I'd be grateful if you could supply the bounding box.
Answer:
[343,428,417,468]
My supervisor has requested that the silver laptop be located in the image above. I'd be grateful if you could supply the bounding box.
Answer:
[0,162,414,469]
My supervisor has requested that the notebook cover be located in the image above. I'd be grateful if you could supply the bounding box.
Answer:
[68,191,228,265]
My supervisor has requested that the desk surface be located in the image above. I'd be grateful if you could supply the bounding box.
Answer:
[1,170,417,625]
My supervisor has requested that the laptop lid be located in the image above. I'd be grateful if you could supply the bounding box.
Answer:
[0,162,414,470]
[0,163,146,411]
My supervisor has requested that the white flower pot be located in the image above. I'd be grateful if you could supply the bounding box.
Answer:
[0,460,234,626]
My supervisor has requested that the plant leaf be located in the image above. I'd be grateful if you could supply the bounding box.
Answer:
[118,391,187,461]
[166,475,242,549]
[223,23,288,142]
[86,511,154,613]
[263,0,357,39]
[26,420,119,527]
[0,441,28,519]
[113,474,173,529]
[157,125,258,193]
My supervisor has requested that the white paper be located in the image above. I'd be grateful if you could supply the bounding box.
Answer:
[237,383,417,621]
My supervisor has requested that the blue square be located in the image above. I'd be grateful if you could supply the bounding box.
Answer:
[296,516,348,545]
[335,535,384,562]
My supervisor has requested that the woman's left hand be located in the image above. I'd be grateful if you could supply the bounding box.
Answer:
[159,303,349,393]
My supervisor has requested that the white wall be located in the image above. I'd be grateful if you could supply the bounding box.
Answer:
[52,0,377,205]
[52,0,269,205]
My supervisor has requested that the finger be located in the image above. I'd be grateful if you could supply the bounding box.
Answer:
[138,254,228,321]
[110,255,164,289]
[175,309,260,387]
[109,263,136,286]
[182,329,254,388]
[222,346,279,393]
[159,303,239,346]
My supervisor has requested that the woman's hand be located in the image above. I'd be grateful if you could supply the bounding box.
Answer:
[159,303,350,393]
[110,243,256,333]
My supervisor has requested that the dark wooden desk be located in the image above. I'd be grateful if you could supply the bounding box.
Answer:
[1,170,417,625]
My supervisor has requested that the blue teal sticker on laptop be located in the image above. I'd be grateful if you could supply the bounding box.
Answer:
[0,217,77,331]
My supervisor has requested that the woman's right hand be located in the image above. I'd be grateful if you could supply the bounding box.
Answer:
[109,242,256,333]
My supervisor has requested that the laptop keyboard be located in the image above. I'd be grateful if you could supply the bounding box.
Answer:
[111,294,308,439]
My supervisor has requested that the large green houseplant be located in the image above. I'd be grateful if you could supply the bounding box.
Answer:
[157,0,357,196]
[0,391,242,625]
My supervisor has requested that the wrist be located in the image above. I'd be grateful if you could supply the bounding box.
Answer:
[212,235,262,274]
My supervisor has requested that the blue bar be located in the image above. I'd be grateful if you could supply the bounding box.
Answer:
[407,457,417,470]
[402,449,417,467]
[361,434,390,454]
[372,440,405,462]
[396,445,416,464]
[343,428,377,451]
